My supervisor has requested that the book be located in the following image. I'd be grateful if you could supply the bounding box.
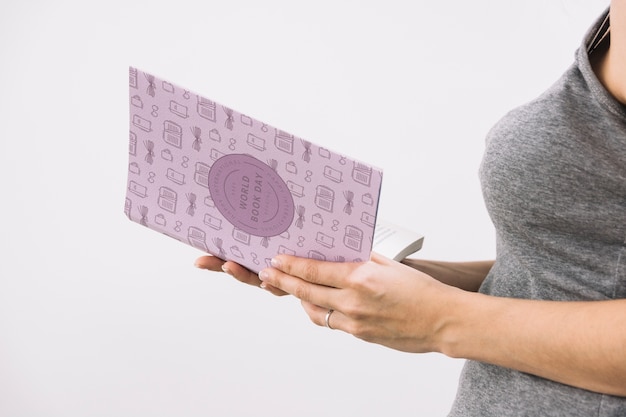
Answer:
[372,220,424,261]
[125,67,390,273]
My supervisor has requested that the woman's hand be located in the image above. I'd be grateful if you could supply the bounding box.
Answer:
[197,252,626,395]
[194,255,288,296]
[258,252,465,353]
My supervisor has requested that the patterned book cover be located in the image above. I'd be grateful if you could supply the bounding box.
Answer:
[125,67,383,273]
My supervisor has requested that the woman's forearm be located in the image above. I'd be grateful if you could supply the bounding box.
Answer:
[440,292,626,397]
[402,258,493,292]
[402,260,626,396]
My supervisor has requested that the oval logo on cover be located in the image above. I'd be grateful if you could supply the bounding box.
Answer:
[208,154,295,237]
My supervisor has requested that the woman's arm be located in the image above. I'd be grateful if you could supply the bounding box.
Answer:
[401,258,493,292]
[259,253,626,397]
[444,292,626,397]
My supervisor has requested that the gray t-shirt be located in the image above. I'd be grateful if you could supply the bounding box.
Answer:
[449,9,626,416]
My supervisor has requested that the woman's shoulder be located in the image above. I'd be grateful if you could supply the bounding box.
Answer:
[488,63,596,140]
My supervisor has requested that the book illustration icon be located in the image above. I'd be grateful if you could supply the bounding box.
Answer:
[203,213,222,230]
[197,96,216,122]
[138,205,149,226]
[278,245,295,256]
[308,250,326,261]
[212,237,227,258]
[275,129,294,154]
[186,193,197,216]
[188,227,208,251]
[343,225,364,251]
[131,95,143,108]
[232,228,251,245]
[169,100,189,118]
[266,159,278,172]
[194,162,210,188]
[230,245,244,259]
[155,214,166,226]
[144,73,156,97]
[318,148,331,159]
[241,115,252,126]
[128,180,148,198]
[323,166,343,183]
[315,185,335,212]
[132,115,152,132]
[315,231,335,248]
[129,67,138,89]
[301,140,312,162]
[161,149,173,162]
[124,198,132,218]
[166,168,185,185]
[190,126,203,152]
[360,212,376,227]
[352,162,373,186]
[210,148,224,161]
[163,120,183,148]
[162,81,174,93]
[143,140,155,165]
[286,161,297,174]
[157,186,177,213]
[287,181,305,198]
[209,129,221,142]
[129,162,140,175]
[129,131,137,156]
[223,107,235,130]
[247,133,266,151]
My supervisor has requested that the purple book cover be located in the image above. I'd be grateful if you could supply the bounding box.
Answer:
[125,67,383,273]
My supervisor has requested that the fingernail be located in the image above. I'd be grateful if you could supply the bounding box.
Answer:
[222,264,233,276]
[258,269,269,281]
[260,282,267,290]
[270,257,281,268]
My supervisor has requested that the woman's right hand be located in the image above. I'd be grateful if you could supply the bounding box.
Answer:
[194,255,288,296]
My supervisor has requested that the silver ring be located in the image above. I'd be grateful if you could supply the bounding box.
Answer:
[325,309,335,329]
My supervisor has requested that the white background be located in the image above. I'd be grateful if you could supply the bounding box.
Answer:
[0,0,609,416]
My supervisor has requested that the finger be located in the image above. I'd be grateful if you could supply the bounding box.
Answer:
[270,255,360,288]
[222,260,261,284]
[194,255,225,272]
[224,262,287,296]
[195,256,288,296]
[259,265,338,307]
[302,301,343,331]
[261,282,288,297]
[370,251,393,265]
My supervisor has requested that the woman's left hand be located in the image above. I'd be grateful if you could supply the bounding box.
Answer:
[258,252,464,353]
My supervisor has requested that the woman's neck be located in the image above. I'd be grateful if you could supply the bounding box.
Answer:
[592,1,626,104]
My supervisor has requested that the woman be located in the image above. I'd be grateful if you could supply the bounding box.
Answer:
[195,2,626,415]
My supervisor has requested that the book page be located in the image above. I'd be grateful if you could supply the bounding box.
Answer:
[373,220,424,261]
